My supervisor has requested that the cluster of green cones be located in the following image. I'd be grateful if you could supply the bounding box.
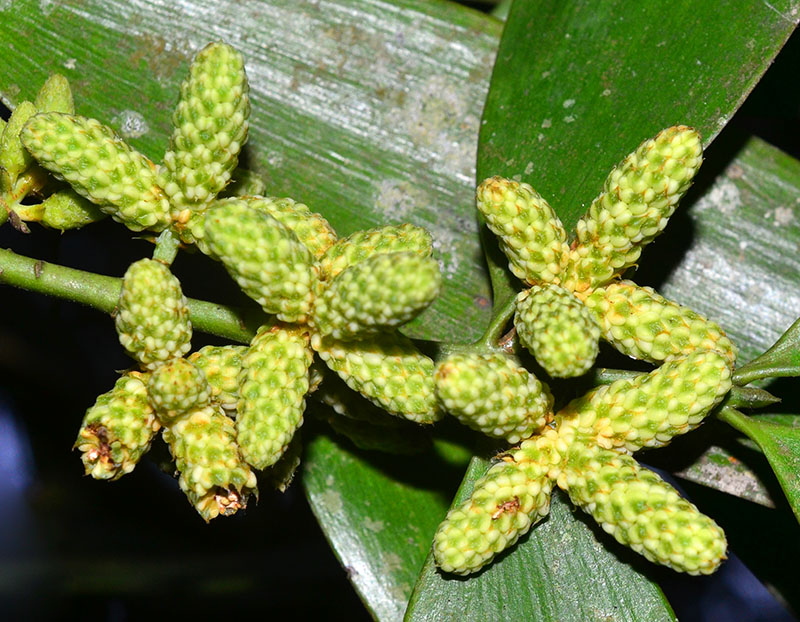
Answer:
[12,40,740,577]
[433,126,737,576]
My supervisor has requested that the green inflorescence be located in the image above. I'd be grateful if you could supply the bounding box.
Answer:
[11,42,747,582]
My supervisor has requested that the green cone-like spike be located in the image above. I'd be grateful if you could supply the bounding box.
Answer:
[34,74,75,114]
[39,188,107,230]
[74,373,159,481]
[556,349,732,453]
[563,126,703,293]
[163,405,257,521]
[161,42,249,210]
[115,259,192,369]
[312,332,441,424]
[20,113,171,231]
[313,251,441,340]
[435,353,551,443]
[243,196,337,259]
[204,201,317,323]
[318,223,433,281]
[1,101,37,187]
[583,280,737,365]
[187,345,246,413]
[515,284,601,378]
[559,443,727,574]
[237,324,313,470]
[433,430,563,575]
[148,358,211,424]
[476,176,570,285]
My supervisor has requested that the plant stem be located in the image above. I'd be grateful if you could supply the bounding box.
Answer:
[152,229,181,265]
[0,248,259,343]
[479,294,516,350]
[716,405,761,443]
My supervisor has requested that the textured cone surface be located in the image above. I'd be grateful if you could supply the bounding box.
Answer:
[176,209,213,255]
[34,74,75,114]
[241,196,337,259]
[187,345,246,412]
[312,332,441,424]
[204,200,316,322]
[75,373,159,481]
[148,358,211,424]
[40,188,106,230]
[318,223,433,281]
[163,405,257,520]
[1,101,36,185]
[583,280,737,365]
[435,353,551,443]
[559,442,727,574]
[115,259,192,369]
[516,284,600,378]
[21,113,171,231]
[237,324,313,470]
[563,126,703,292]
[556,349,732,453]
[161,42,249,210]
[313,251,441,340]
[476,176,569,285]
[434,430,562,575]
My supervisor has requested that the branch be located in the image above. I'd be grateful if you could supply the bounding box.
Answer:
[0,248,259,343]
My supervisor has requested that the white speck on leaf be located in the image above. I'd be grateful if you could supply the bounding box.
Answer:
[319,490,343,513]
[601,88,611,97]
[541,118,552,129]
[524,161,534,175]
[564,115,576,124]
[63,58,76,70]
[112,110,149,138]
[364,517,385,532]
[693,178,741,215]
[773,206,794,226]
[562,99,575,108]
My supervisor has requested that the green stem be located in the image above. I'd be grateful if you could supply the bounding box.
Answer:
[716,405,761,442]
[152,229,181,265]
[0,248,258,343]
[479,293,516,350]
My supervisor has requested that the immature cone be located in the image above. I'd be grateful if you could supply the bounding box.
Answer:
[147,358,211,424]
[0,101,37,187]
[161,42,250,210]
[39,189,106,231]
[244,196,337,259]
[75,373,159,481]
[237,324,313,469]
[115,259,192,369]
[433,430,563,575]
[312,332,441,424]
[555,349,733,453]
[163,405,257,521]
[559,442,727,574]
[203,200,317,323]
[434,353,551,443]
[187,345,246,412]
[34,74,75,115]
[582,280,737,365]
[312,251,441,340]
[515,284,601,378]
[563,126,703,292]
[318,223,433,280]
[21,113,171,231]
[476,176,569,285]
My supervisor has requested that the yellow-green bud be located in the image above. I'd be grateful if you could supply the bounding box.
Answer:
[21,113,171,231]
[39,188,106,230]
[34,74,75,114]
[476,176,569,285]
[515,284,600,378]
[187,345,246,413]
[115,259,192,369]
[74,373,159,481]
[237,324,313,469]
[147,358,212,424]
[434,353,551,443]
[559,442,727,574]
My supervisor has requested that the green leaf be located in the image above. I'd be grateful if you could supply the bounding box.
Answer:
[717,408,800,524]
[405,458,677,622]
[734,317,800,385]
